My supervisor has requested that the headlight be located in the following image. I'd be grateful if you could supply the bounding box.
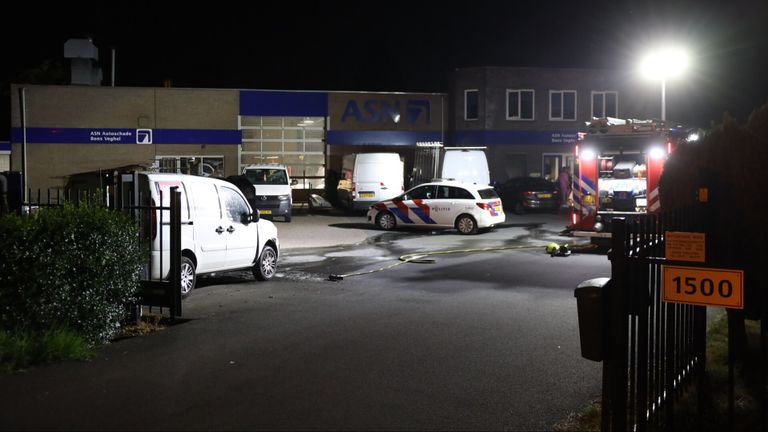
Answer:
[278,195,290,201]
[594,222,604,232]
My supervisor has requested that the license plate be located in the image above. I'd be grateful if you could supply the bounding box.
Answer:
[538,193,552,199]
[260,209,272,215]
[359,192,375,198]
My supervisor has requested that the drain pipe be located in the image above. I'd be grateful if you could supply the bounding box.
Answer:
[18,87,28,201]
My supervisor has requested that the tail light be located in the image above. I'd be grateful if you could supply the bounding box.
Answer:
[476,202,492,210]
[351,182,357,199]
[524,191,537,198]
[151,198,157,240]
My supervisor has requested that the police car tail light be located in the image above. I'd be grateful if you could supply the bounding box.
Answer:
[476,202,492,210]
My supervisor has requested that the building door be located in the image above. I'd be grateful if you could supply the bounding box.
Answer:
[542,154,563,181]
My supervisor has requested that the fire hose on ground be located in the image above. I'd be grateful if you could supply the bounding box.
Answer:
[327,242,596,281]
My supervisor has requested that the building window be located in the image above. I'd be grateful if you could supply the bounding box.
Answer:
[549,90,577,121]
[155,156,224,177]
[464,89,479,121]
[591,91,618,119]
[506,89,535,120]
[240,116,326,190]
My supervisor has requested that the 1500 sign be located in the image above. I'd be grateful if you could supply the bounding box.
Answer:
[662,265,744,309]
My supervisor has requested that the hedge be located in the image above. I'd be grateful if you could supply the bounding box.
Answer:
[0,201,147,344]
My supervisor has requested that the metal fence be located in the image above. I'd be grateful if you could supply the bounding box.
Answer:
[603,208,707,431]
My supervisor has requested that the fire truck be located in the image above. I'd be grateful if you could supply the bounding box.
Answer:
[568,118,692,243]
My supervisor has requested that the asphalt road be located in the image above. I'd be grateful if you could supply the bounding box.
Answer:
[0,211,610,431]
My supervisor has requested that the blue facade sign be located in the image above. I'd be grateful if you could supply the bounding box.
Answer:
[453,130,579,146]
[327,130,442,146]
[11,128,242,145]
[239,90,328,117]
[340,99,431,125]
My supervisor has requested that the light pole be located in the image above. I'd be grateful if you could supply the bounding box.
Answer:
[640,47,689,121]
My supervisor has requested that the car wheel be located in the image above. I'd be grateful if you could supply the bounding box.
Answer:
[376,211,396,231]
[456,214,478,235]
[180,256,196,299]
[253,245,277,281]
[514,202,526,215]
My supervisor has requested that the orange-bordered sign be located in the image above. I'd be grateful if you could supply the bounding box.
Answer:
[662,265,744,309]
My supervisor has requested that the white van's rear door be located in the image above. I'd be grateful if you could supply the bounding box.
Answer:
[356,161,402,202]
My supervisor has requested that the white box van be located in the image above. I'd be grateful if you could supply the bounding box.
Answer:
[242,164,297,222]
[337,153,404,211]
[140,173,280,298]
[441,147,491,186]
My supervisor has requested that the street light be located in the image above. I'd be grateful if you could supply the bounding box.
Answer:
[639,46,689,121]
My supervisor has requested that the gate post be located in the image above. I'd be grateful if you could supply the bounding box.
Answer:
[605,217,629,431]
[169,187,182,318]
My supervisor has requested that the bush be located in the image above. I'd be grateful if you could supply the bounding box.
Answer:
[0,201,146,344]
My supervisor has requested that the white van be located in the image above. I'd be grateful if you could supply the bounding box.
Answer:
[140,173,280,298]
[337,153,404,211]
[441,148,491,186]
[242,164,297,222]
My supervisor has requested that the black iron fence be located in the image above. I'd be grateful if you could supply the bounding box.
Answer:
[604,209,707,432]
[11,174,181,319]
[579,207,768,431]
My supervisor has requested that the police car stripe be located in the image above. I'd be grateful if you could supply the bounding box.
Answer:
[411,199,437,224]
[391,199,414,224]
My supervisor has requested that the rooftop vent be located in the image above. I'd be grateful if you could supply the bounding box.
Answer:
[64,38,102,86]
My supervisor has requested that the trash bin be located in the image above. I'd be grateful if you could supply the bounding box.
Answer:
[574,277,610,362]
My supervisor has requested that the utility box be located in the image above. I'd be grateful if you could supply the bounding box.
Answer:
[574,277,610,361]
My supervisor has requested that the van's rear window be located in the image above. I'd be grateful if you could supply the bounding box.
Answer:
[478,189,499,199]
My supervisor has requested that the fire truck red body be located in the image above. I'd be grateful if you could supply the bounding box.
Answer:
[568,118,688,241]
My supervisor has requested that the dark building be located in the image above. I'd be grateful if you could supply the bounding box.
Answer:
[449,67,658,183]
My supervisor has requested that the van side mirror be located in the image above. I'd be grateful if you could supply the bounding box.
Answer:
[291,179,298,186]
[242,210,259,224]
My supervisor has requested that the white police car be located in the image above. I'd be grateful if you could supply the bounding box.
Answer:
[367,180,505,235]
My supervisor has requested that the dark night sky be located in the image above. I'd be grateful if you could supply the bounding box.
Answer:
[3,0,767,130]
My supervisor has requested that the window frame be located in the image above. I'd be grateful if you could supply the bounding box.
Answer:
[464,89,479,121]
[506,89,535,121]
[549,90,578,121]
[219,185,251,223]
[591,91,619,119]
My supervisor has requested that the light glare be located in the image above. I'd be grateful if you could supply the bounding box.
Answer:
[640,47,689,80]
[581,149,596,161]
[649,147,666,160]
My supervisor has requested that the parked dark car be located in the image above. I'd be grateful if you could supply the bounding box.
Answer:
[495,177,561,214]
